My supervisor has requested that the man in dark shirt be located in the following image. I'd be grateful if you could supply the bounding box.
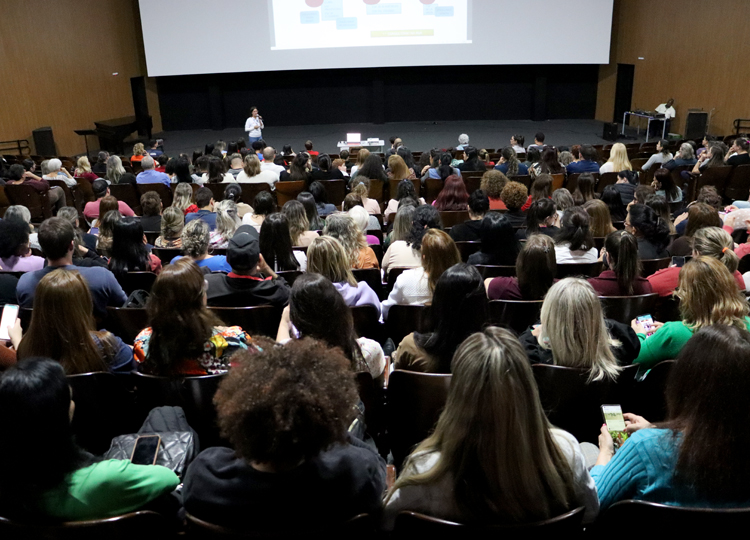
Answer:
[185,187,218,231]
[613,170,637,206]
[566,145,601,174]
[205,225,291,308]
[449,190,489,242]
[726,138,750,166]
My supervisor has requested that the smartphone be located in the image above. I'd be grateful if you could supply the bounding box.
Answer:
[130,435,161,465]
[0,304,19,341]
[601,404,629,449]
[671,256,686,267]
[636,314,656,336]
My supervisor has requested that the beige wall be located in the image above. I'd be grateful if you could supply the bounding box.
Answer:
[0,0,161,157]
[596,0,750,137]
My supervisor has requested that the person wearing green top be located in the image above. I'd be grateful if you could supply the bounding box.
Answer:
[631,256,750,371]
[0,358,179,521]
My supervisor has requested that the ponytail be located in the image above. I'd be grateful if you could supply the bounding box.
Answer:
[606,230,640,295]
[693,227,740,274]
[502,147,519,177]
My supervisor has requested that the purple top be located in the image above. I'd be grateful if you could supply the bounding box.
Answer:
[366,234,380,245]
[0,255,45,272]
[333,281,381,317]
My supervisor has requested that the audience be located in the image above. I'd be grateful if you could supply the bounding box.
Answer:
[384,179,425,223]
[236,154,277,187]
[625,204,670,259]
[467,212,521,266]
[350,177,382,215]
[601,185,627,222]
[309,181,337,217]
[184,187,218,230]
[566,145,600,174]
[663,143,697,170]
[209,200,241,249]
[172,182,197,215]
[572,172,596,206]
[583,199,617,238]
[641,139,673,170]
[297,192,325,230]
[554,208,598,263]
[433,174,469,212]
[242,190,275,232]
[382,205,441,275]
[479,170,509,210]
[494,147,528,176]
[155,206,184,249]
[108,217,162,278]
[383,203,417,252]
[323,214,378,269]
[0,219,44,272]
[139,191,162,231]
[259,213,305,271]
[485,234,557,300]
[171,219,231,272]
[589,230,652,296]
[651,167,683,204]
[394,263,488,373]
[519,198,559,239]
[666,202,720,256]
[135,156,170,187]
[499,181,528,227]
[449,189,489,242]
[613,170,637,206]
[599,143,632,174]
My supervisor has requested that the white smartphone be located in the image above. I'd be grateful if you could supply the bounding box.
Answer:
[601,404,629,449]
[636,314,656,336]
[0,304,19,341]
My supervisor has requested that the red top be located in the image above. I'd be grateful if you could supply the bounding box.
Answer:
[647,266,745,297]
[185,204,199,215]
[588,270,653,297]
[75,171,99,183]
[489,198,507,211]
[487,277,522,300]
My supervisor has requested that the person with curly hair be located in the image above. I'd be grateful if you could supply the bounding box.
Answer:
[183,338,386,532]
[171,219,231,272]
[382,205,442,275]
[323,214,379,270]
[480,170,509,210]
[500,181,528,227]
[0,219,44,272]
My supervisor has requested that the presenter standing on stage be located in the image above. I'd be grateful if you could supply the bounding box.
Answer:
[245,106,264,144]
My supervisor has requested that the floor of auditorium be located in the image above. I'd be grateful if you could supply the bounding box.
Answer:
[156,119,652,157]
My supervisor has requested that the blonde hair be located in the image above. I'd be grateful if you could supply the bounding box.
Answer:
[172,183,194,212]
[388,155,410,181]
[75,156,92,175]
[390,327,576,523]
[692,227,739,273]
[323,214,367,267]
[351,177,370,199]
[281,201,310,246]
[677,256,748,331]
[214,200,240,243]
[307,236,357,287]
[132,142,146,156]
[582,199,615,238]
[540,278,621,382]
[605,143,632,172]
[421,229,461,293]
[182,219,210,258]
[160,206,184,240]
[242,154,262,177]
[355,149,370,166]
[347,205,369,234]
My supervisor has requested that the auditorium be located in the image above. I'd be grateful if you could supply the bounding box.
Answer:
[1,0,750,536]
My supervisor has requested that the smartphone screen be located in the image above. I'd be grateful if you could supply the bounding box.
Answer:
[0,305,19,341]
[671,256,686,267]
[130,435,161,465]
[636,314,656,336]
[601,404,629,449]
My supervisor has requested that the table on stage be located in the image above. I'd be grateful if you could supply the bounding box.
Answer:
[621,111,668,142]
[337,139,386,153]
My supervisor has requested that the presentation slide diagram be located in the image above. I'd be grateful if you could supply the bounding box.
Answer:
[270,0,471,50]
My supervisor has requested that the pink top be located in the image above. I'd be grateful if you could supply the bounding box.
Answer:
[83,200,135,221]
[0,255,45,272]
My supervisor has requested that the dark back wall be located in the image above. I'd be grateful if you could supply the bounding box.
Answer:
[157,64,599,131]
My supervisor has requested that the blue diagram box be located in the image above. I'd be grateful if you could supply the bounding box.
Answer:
[435,6,455,17]
[336,17,358,30]
[321,0,344,21]
[366,3,402,15]
[300,11,320,24]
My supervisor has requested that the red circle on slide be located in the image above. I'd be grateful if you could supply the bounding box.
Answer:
[306,0,324,7]
[363,0,380,4]
[419,0,435,4]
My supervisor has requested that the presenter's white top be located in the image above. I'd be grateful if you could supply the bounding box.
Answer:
[655,104,676,119]
[245,116,263,137]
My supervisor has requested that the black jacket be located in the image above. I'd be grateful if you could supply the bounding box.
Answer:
[205,273,291,308]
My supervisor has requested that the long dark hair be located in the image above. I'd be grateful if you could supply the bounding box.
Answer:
[207,157,225,184]
[525,199,557,236]
[355,154,387,182]
[604,230,641,295]
[397,146,417,172]
[145,259,222,376]
[517,235,556,300]
[462,147,485,171]
[288,154,309,182]
[434,175,469,211]
[628,203,670,249]
[289,273,367,372]
[572,173,596,206]
[108,217,151,278]
[0,358,92,518]
[405,205,442,250]
[501,147,520,176]
[555,207,594,251]
[601,185,627,222]
[174,157,193,183]
[259,213,300,271]
[665,325,750,501]
[539,147,564,174]
[414,264,489,373]
[297,192,325,230]
[529,174,552,202]
[436,153,453,180]
[653,167,680,202]
[479,212,521,264]
[395,179,417,201]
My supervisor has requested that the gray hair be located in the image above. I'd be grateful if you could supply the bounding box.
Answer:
[678,143,695,160]
[47,158,62,172]
[141,156,155,169]
[458,133,470,145]
[551,188,574,212]
[392,204,417,242]
[214,200,240,242]
[105,155,126,184]
[4,205,31,224]
[97,151,110,162]
[347,205,369,234]
[40,160,50,175]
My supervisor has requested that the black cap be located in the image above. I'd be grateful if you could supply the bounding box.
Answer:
[226,225,260,271]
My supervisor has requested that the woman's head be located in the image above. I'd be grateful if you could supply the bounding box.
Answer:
[551,188,574,213]
[653,167,680,201]
[501,147,520,176]
[215,338,357,468]
[525,199,557,235]
[355,149,370,166]
[556,207,594,252]
[415,264,488,374]
[308,181,329,205]
[223,183,242,205]
[395,179,417,202]
[606,143,632,172]
[289,154,310,181]
[347,205,370,235]
[479,212,521,263]
[160,206,184,241]
[0,219,30,258]
[323,213,366,267]
[397,146,416,171]
[704,144,726,168]
[540,278,621,382]
[253,190,275,217]
[678,143,695,160]
[182,218,210,258]
[259,213,299,272]
[582,199,614,238]
[692,226,739,273]
[133,142,146,156]
[98,195,118,219]
[604,230,641,295]
[307,236,356,287]
[657,138,670,155]
[109,217,149,278]
[420,229,461,293]
[684,202,722,238]
[434,175,469,211]
[281,200,310,246]
[242,154,262,177]
[600,185,626,220]
[539,148,563,174]
[480,170,509,199]
[172,183,194,211]
[435,152,454,180]
[626,203,670,249]
[517,234,556,300]
[388,155,410,182]
[530,174,553,202]
[677,256,748,331]
[342,193,363,212]
[214,200,241,242]
[105,155,126,183]
[297,192,323,230]
[75,156,91,174]
[500,181,528,212]
[405,205,442,250]
[392,204,417,242]
[317,154,331,172]
[355,154,386,182]
[351,177,372,200]
[289,273,365,371]
[572,173,596,205]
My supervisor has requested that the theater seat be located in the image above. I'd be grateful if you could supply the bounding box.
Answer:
[598,293,659,325]
[385,305,432,346]
[0,511,170,540]
[488,299,543,335]
[209,306,282,338]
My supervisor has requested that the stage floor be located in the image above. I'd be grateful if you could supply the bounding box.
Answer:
[155,119,651,157]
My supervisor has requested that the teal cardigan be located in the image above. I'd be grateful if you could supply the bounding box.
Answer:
[634,317,750,370]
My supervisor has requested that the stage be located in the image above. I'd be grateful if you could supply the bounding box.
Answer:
[154,119,651,158]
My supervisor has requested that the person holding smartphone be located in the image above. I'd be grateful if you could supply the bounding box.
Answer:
[244,106,264,144]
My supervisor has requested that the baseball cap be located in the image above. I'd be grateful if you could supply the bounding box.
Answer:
[226,225,260,271]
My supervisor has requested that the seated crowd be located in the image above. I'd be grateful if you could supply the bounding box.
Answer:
[1,131,750,533]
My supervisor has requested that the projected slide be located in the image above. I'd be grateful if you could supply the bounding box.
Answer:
[271,0,471,50]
